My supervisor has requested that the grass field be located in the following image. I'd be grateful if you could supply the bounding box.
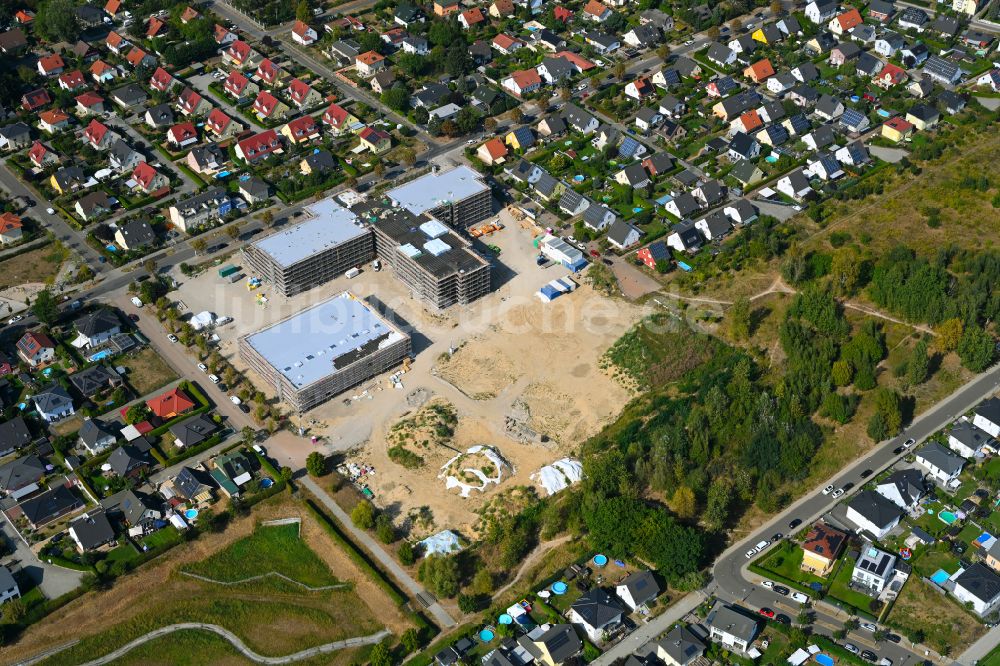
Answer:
[753,541,831,590]
[886,577,986,654]
[0,243,66,290]
[182,522,340,587]
[118,348,178,396]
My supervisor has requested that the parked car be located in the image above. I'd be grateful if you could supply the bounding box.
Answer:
[772,532,784,541]
[903,438,915,449]
[843,644,860,655]
[860,469,873,478]
[208,374,220,384]
[197,363,208,372]
[861,650,878,662]
[775,614,791,625]
[7,314,23,324]
[790,591,809,604]
[831,488,845,498]
[167,334,179,343]
[745,549,757,559]
[788,518,802,529]
[229,395,242,405]
[822,484,835,495]
[758,608,775,618]
[761,580,773,588]
[886,634,901,644]
[861,622,878,632]
[773,585,789,596]
[754,540,770,552]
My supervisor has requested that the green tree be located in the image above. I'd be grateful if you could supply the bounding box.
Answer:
[381,86,409,112]
[401,628,421,654]
[704,478,732,531]
[418,554,461,597]
[958,325,995,372]
[36,0,80,42]
[124,404,151,425]
[351,500,376,529]
[31,289,60,325]
[830,248,862,296]
[908,339,930,384]
[375,513,395,543]
[295,0,311,21]
[397,541,416,565]
[831,359,853,386]
[668,485,696,519]
[305,451,327,477]
[727,297,752,341]
[368,641,392,666]
[936,318,963,351]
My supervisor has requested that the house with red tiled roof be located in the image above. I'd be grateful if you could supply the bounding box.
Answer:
[355,51,386,77]
[146,387,196,419]
[146,16,167,38]
[458,7,485,28]
[224,39,260,68]
[281,115,320,144]
[37,53,65,77]
[624,77,654,100]
[874,63,908,88]
[21,88,51,111]
[17,331,55,366]
[104,0,122,17]
[125,46,156,69]
[150,67,177,93]
[881,116,914,142]
[224,71,258,102]
[0,212,23,244]
[57,70,86,91]
[744,58,775,83]
[106,30,129,54]
[39,110,71,133]
[359,126,391,154]
[75,91,105,115]
[84,118,115,150]
[553,5,573,22]
[235,129,282,162]
[255,58,281,86]
[15,9,34,23]
[214,24,237,46]
[583,0,611,22]
[322,103,358,134]
[180,6,200,23]
[476,137,509,165]
[29,141,58,168]
[132,161,168,194]
[433,0,459,15]
[205,108,241,139]
[829,8,863,35]
[554,51,595,72]
[90,59,117,84]
[733,109,763,134]
[502,68,542,96]
[176,87,211,117]
[492,33,523,55]
[291,20,318,45]
[286,78,321,109]
[252,91,289,120]
[167,122,198,148]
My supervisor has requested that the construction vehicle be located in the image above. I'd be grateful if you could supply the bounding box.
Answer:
[470,221,504,238]
[402,357,411,372]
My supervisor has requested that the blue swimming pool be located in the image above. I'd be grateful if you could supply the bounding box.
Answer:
[593,554,608,567]
[89,349,113,362]
[765,155,779,163]
[551,581,568,595]
[479,629,495,641]
[815,654,834,666]
[185,509,199,520]
[940,511,958,525]
[931,569,950,585]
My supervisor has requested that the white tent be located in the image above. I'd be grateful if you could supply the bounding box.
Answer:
[419,530,464,557]
[532,458,584,496]
[190,311,215,331]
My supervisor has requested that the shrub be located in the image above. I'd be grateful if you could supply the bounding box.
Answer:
[351,501,376,530]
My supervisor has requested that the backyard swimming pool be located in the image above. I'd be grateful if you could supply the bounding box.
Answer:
[815,654,834,666]
[931,569,950,585]
[939,511,958,525]
[764,155,779,163]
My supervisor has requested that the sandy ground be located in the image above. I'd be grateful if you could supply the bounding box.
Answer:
[168,208,648,540]
[1,495,411,665]
[0,282,47,316]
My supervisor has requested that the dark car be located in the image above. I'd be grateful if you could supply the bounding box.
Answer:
[893,446,904,455]
[842,482,854,491]
[886,634,901,644]
[128,313,140,322]
[239,403,250,414]
[861,651,878,662]
[601,258,613,266]
[788,518,801,529]
[775,614,791,625]
[773,585,789,596]
[860,469,873,478]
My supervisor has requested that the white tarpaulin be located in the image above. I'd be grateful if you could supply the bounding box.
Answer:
[190,311,215,331]
[440,445,510,498]
[71,333,90,348]
[419,530,463,557]
[532,458,584,496]
[787,648,810,666]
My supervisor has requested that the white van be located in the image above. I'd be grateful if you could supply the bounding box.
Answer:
[345,267,361,279]
[131,297,143,307]
[790,591,809,604]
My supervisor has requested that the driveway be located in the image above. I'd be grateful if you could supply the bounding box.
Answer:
[869,145,910,164]
[609,255,661,300]
[1,517,84,599]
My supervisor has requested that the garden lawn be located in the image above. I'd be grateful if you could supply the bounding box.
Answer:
[181,523,339,587]
[752,541,830,590]
[886,577,986,654]
[911,547,961,580]
[118,348,178,396]
[826,559,878,615]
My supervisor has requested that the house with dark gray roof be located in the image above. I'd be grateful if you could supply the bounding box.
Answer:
[915,442,965,483]
[108,443,152,478]
[616,570,660,610]
[100,489,162,529]
[169,414,218,449]
[568,588,624,642]
[18,485,83,528]
[73,309,121,347]
[0,455,45,496]
[583,204,618,232]
[667,219,703,253]
[707,603,759,652]
[846,489,902,539]
[607,220,641,250]
[77,418,117,455]
[949,420,994,458]
[0,417,32,457]
[953,563,1000,615]
[875,468,925,511]
[33,384,74,423]
[558,189,590,217]
[69,509,116,552]
[563,104,599,135]
[517,624,582,665]
[655,625,704,665]
[852,542,896,593]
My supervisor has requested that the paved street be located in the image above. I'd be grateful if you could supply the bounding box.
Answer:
[1,517,85,600]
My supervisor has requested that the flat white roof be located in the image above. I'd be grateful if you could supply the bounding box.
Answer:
[244,293,404,389]
[251,198,368,268]
[386,165,489,215]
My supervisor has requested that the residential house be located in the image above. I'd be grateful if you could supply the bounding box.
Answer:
[107,141,143,174]
[744,59,775,83]
[875,468,925,511]
[74,191,113,222]
[176,88,211,117]
[393,4,424,26]
[558,190,590,217]
[355,51,386,77]
[695,211,733,242]
[21,89,51,112]
[69,365,121,399]
[166,466,214,504]
[665,192,701,219]
[654,626,704,666]
[411,84,451,109]
[949,420,993,458]
[0,123,31,151]
[537,57,574,85]
[239,177,271,204]
[707,42,737,67]
[875,31,905,57]
[16,331,55,367]
[235,129,282,163]
[505,127,535,151]
[801,522,848,576]
[906,103,939,130]
[286,79,321,110]
[168,187,231,232]
[881,116,914,142]
[583,0,612,22]
[952,564,1000,616]
[922,56,961,84]
[829,8,863,35]
[607,220,642,250]
[729,160,764,187]
[567,588,624,642]
[185,145,227,177]
[211,450,254,496]
[371,70,396,94]
[791,62,820,84]
[100,489,162,531]
[144,103,174,129]
[110,84,148,110]
[0,455,45,497]
[18,485,83,528]
[564,104,599,134]
[973,397,1000,437]
[805,153,844,181]
[706,604,759,652]
[856,52,884,78]
[108,441,152,478]
[124,47,156,70]
[616,571,660,610]
[489,0,515,17]
[0,417,32,457]
[584,32,619,54]
[492,34,524,55]
[359,127,391,154]
[457,7,485,29]
[170,414,218,449]
[939,90,967,115]
[846,490,902,539]
[57,70,86,92]
[132,162,167,195]
[623,25,661,49]
[0,28,27,55]
[322,103,359,134]
[805,0,838,23]
[224,40,261,68]
[73,309,121,347]
[75,92,106,116]
[69,510,116,552]
[752,23,783,45]
[915,442,965,484]
[776,169,812,201]
[636,241,670,269]
[898,7,929,31]
[502,69,542,96]
[77,418,117,455]
[167,122,198,148]
[835,141,871,167]
[666,220,703,253]
[223,71,259,102]
[37,53,65,77]
[583,204,618,232]
[115,219,156,250]
[624,78,655,100]
[875,63,908,88]
[852,543,897,594]
[50,166,87,194]
[840,107,871,133]
[28,141,58,169]
[300,150,336,175]
[830,42,861,66]
[0,214,22,244]
[281,116,320,145]
[909,75,934,98]
[205,109,241,140]
[33,384,75,422]
[516,624,582,666]
[149,67,177,93]
[869,0,895,22]
[0,567,20,605]
[634,107,662,132]
[106,30,129,55]
[291,20,318,46]
[930,15,960,36]
[146,387,195,419]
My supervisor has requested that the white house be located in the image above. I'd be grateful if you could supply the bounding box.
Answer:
[952,564,1000,616]
[0,566,20,605]
[949,419,993,458]
[973,397,1000,438]
[915,442,965,484]
[606,220,641,250]
[875,469,924,512]
[615,571,660,610]
[776,169,812,201]
[805,0,839,24]
[845,490,902,539]
[32,385,75,423]
[72,309,121,347]
[851,543,897,594]
[567,588,623,643]
[706,604,759,653]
